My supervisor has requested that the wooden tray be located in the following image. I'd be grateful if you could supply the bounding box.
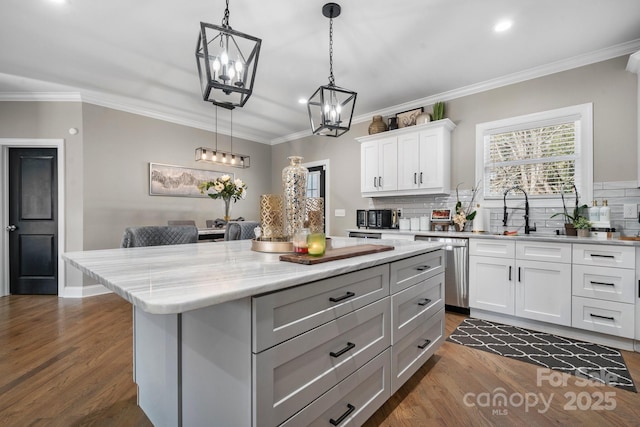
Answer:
[618,236,640,241]
[279,244,394,265]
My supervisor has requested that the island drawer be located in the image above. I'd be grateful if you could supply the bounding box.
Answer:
[516,241,572,263]
[572,264,635,303]
[572,244,635,269]
[279,349,391,427]
[252,264,389,353]
[253,298,390,427]
[391,272,444,344]
[390,250,444,293]
[470,239,515,258]
[391,307,444,394]
[571,296,634,339]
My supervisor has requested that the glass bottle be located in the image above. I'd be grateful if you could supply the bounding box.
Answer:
[282,156,308,239]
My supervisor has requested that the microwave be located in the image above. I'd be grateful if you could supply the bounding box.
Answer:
[366,209,397,229]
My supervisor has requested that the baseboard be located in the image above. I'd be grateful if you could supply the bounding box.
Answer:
[470,308,636,352]
[61,284,112,298]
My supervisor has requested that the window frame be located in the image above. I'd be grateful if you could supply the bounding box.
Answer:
[475,103,593,208]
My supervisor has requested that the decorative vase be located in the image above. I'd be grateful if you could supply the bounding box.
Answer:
[223,196,232,222]
[306,197,324,234]
[282,156,308,239]
[368,115,388,135]
[415,112,431,125]
[259,194,285,240]
[388,117,399,130]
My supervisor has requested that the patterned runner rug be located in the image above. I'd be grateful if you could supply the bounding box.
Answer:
[447,318,636,392]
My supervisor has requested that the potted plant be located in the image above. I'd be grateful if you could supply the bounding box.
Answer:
[550,184,587,236]
[573,216,592,237]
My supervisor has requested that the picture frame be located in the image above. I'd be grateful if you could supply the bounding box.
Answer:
[149,163,230,197]
[396,107,424,128]
[431,209,452,222]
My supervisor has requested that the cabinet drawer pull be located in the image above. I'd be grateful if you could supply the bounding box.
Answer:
[379,176,383,187]
[330,403,355,426]
[508,266,512,281]
[590,280,615,287]
[417,298,432,306]
[591,254,615,259]
[420,172,423,184]
[417,339,431,349]
[416,265,431,271]
[373,177,377,188]
[518,267,521,283]
[414,172,417,184]
[590,313,615,321]
[330,342,356,358]
[329,291,356,303]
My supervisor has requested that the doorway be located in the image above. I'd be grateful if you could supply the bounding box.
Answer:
[1,139,65,297]
[304,160,330,234]
[8,148,58,294]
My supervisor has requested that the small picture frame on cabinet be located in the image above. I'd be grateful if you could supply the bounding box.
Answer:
[396,107,424,128]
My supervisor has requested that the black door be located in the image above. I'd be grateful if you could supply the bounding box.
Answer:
[8,148,58,295]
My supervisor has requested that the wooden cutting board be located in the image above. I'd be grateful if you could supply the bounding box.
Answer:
[279,244,394,265]
[618,236,640,241]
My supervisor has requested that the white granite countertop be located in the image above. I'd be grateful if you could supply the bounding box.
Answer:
[346,228,640,246]
[63,237,442,315]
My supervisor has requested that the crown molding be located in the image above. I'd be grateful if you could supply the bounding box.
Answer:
[270,38,640,145]
[0,92,82,102]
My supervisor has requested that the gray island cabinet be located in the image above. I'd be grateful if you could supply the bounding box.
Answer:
[63,238,444,427]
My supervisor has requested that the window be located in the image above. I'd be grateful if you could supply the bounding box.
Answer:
[476,103,593,206]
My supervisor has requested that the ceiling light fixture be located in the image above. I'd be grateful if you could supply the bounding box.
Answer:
[196,106,250,168]
[307,3,357,137]
[494,20,513,32]
[195,0,262,109]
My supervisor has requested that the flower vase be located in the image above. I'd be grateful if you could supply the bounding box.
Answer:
[223,197,232,222]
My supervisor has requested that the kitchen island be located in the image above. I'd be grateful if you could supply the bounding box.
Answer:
[63,237,444,427]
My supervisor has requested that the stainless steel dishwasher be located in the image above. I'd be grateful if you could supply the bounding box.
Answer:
[416,236,469,314]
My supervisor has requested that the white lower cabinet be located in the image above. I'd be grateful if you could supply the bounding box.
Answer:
[252,250,444,427]
[571,244,636,339]
[469,239,572,326]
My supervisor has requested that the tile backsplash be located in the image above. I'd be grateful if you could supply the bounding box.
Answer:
[369,181,640,236]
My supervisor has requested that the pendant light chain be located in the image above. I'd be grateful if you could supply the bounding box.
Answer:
[222,0,230,27]
[328,15,335,87]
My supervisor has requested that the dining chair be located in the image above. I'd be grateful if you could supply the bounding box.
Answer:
[121,225,198,247]
[224,221,260,241]
[168,220,197,226]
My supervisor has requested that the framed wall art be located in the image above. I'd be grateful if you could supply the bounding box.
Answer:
[396,107,424,128]
[431,209,452,222]
[149,163,230,197]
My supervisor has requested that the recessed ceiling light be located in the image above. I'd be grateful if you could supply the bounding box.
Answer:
[494,20,513,33]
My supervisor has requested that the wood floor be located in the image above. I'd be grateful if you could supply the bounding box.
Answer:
[2,294,640,426]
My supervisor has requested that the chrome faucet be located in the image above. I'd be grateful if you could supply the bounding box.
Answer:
[503,186,537,234]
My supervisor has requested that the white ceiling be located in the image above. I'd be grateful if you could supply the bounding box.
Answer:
[1,0,640,144]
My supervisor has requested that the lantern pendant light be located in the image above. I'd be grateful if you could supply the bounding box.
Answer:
[195,0,261,109]
[307,3,357,137]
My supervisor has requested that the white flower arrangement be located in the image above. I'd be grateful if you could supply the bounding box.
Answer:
[198,174,247,202]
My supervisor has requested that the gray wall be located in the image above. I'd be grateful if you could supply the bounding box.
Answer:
[82,104,272,250]
[273,55,638,236]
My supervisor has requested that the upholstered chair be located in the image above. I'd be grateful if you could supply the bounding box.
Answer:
[224,221,260,241]
[121,225,198,248]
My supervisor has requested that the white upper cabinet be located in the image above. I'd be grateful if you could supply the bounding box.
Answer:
[358,119,455,197]
[360,136,398,193]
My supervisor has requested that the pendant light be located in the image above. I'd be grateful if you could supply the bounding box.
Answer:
[196,106,250,168]
[307,3,357,137]
[196,0,261,109]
